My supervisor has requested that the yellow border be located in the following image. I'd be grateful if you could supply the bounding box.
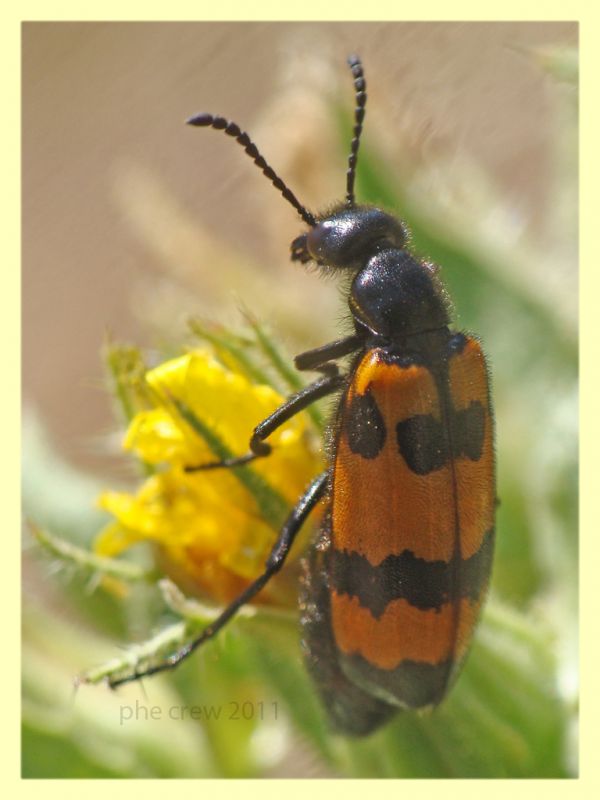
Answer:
[12,3,592,797]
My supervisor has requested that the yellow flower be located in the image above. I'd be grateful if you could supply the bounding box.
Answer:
[96,349,324,605]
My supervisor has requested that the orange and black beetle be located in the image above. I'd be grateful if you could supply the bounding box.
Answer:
[112,55,495,737]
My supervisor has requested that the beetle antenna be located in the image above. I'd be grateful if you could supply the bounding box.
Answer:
[187,113,316,227]
[345,54,367,207]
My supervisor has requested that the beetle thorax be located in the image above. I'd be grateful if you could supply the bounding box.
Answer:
[349,251,449,339]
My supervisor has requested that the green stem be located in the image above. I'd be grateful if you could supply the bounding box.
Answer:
[171,396,289,529]
[30,523,158,583]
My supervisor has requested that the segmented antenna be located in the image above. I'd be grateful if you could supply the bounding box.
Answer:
[187,113,316,227]
[345,55,367,207]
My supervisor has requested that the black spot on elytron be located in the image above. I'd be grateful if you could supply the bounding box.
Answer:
[396,401,486,474]
[396,414,448,474]
[346,388,386,459]
[454,401,485,461]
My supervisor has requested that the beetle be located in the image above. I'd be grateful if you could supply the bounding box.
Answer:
[110,55,495,737]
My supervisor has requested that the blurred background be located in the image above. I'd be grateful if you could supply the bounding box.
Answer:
[22,22,578,778]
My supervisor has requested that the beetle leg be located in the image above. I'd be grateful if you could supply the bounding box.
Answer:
[108,471,329,688]
[294,334,362,372]
[185,373,344,472]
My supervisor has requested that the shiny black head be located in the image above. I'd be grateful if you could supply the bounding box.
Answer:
[290,205,407,270]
